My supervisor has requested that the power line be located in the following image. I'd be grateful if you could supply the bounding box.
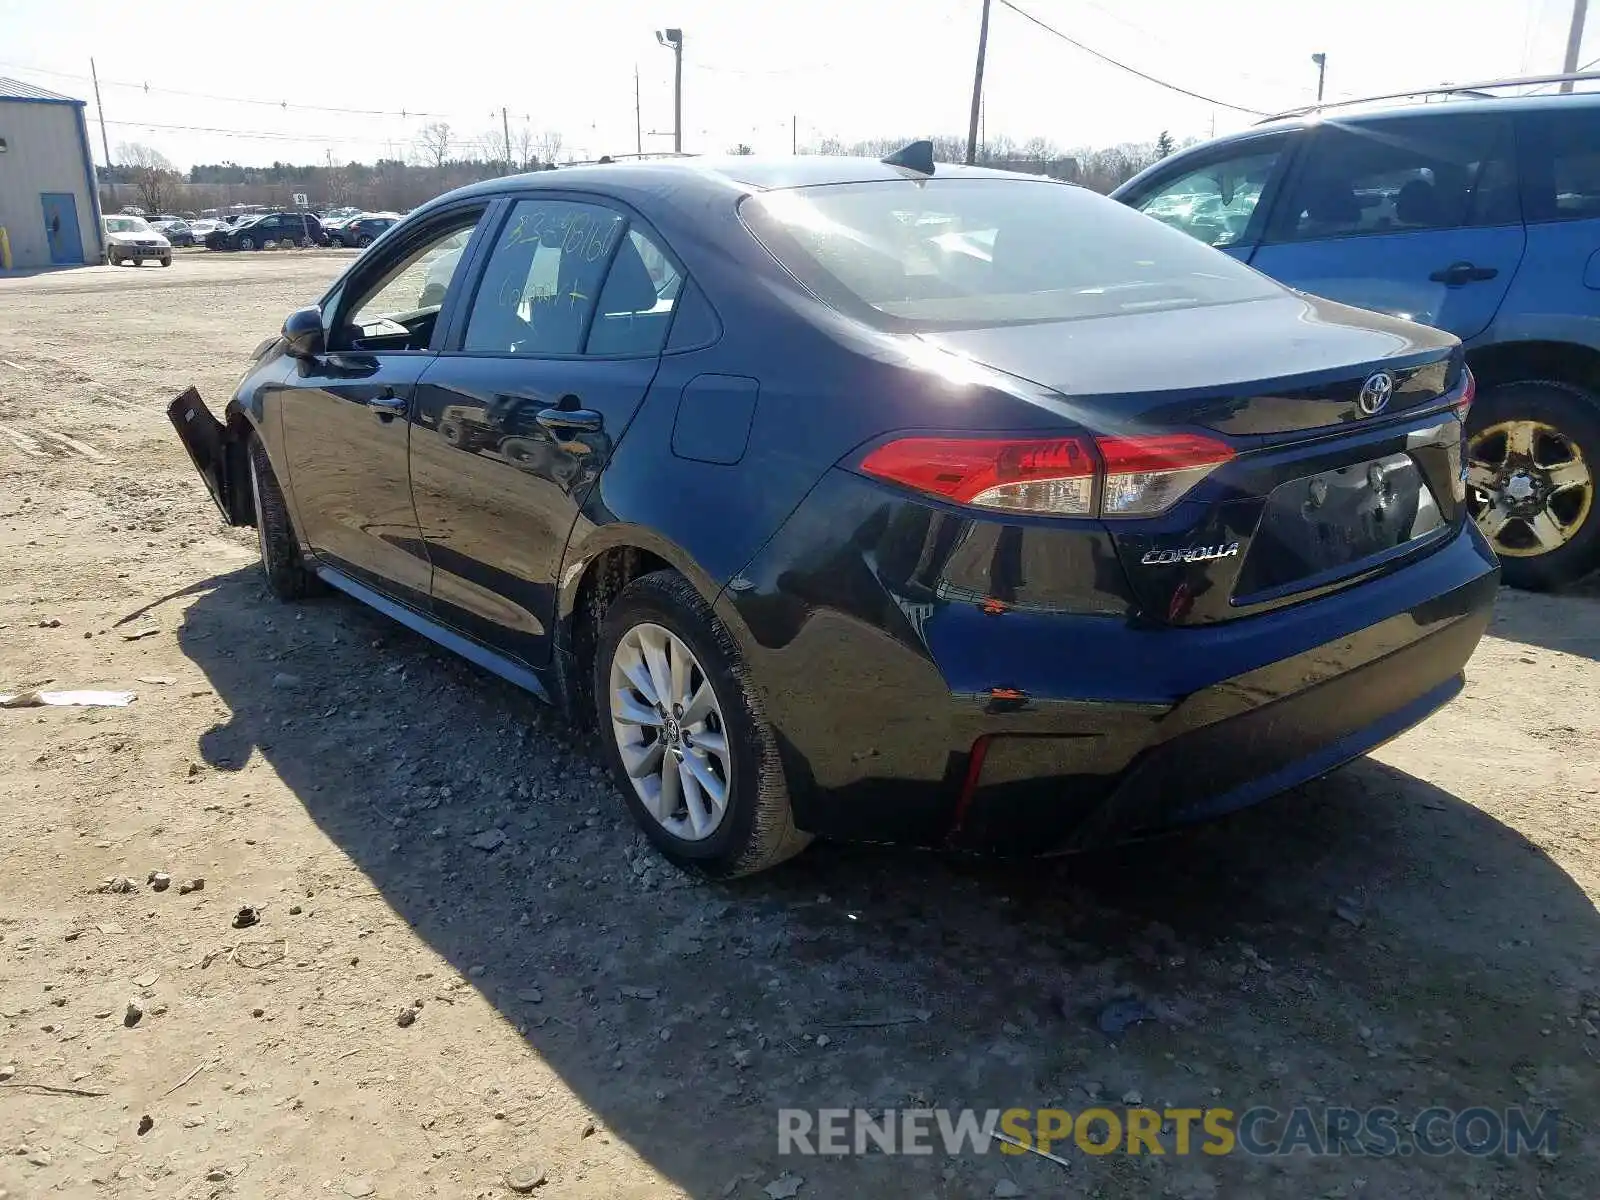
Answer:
[993,0,1267,115]
[0,59,464,121]
[101,118,373,144]
[1054,0,1307,93]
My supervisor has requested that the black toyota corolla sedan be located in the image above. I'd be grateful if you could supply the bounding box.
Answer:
[169,147,1498,878]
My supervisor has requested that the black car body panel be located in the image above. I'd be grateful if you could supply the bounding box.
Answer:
[167,158,1499,861]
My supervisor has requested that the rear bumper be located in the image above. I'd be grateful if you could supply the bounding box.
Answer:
[957,597,1482,853]
[718,471,1499,853]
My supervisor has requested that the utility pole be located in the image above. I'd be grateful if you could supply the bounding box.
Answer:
[501,107,512,168]
[792,114,797,155]
[657,28,684,153]
[1561,0,1589,92]
[1311,53,1327,103]
[89,57,112,167]
[966,0,992,165]
[635,66,643,156]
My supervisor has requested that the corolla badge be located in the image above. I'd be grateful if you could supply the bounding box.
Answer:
[1357,371,1394,416]
[1140,542,1241,566]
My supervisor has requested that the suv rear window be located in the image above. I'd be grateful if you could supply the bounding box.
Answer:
[741,177,1277,330]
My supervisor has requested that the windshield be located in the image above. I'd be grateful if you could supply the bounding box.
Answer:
[741,177,1278,330]
[104,216,152,233]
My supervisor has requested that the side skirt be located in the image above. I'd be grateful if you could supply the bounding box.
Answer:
[314,565,554,706]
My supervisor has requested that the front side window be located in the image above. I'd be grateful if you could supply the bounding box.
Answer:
[463,199,625,355]
[1273,114,1517,241]
[335,211,484,351]
[742,177,1278,330]
[1134,145,1283,247]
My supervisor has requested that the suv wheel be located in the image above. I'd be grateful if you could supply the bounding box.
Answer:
[1467,380,1599,590]
[594,570,811,878]
[238,235,256,251]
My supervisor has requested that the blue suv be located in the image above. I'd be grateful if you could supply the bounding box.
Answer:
[1115,80,1600,589]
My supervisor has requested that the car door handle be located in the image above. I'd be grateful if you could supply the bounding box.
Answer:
[1429,261,1499,285]
[367,390,408,416]
[535,406,603,433]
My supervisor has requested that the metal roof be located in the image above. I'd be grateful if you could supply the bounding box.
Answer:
[0,77,85,105]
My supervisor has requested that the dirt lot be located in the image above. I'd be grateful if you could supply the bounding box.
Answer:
[1,252,1598,1200]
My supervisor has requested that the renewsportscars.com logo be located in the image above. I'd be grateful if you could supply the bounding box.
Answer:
[778,1106,1560,1159]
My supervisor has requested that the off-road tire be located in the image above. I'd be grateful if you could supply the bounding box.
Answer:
[594,570,811,879]
[248,432,322,601]
[1469,380,1600,590]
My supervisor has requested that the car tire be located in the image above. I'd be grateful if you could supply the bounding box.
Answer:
[1467,379,1600,590]
[248,432,323,601]
[594,570,811,879]
[107,249,121,266]
[160,255,172,268]
[239,235,256,251]
[357,235,373,248]
[299,236,313,248]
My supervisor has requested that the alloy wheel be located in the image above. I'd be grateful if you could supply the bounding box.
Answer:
[1466,419,1593,557]
[608,622,731,841]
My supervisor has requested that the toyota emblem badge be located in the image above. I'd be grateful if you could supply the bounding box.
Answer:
[1358,371,1394,416]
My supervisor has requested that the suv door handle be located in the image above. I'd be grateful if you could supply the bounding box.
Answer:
[1429,261,1499,285]
[535,406,603,433]
[367,390,408,416]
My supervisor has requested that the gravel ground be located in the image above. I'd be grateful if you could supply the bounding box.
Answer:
[1,251,1598,1199]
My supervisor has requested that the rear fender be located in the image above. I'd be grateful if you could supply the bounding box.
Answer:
[166,387,253,526]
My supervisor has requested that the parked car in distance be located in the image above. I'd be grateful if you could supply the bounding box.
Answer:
[101,214,171,266]
[187,219,224,242]
[168,150,1497,879]
[330,212,401,248]
[151,218,196,247]
[1114,78,1600,589]
[205,212,326,251]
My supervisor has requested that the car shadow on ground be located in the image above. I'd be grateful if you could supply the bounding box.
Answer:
[175,564,1600,1198]
[1486,581,1600,663]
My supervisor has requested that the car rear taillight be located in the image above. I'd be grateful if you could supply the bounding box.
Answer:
[1453,366,1476,420]
[858,431,1234,518]
[858,436,1097,515]
[1097,433,1236,516]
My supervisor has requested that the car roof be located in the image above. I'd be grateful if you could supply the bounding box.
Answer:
[1250,87,1600,134]
[427,155,1048,213]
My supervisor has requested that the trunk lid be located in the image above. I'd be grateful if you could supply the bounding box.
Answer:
[918,293,1468,625]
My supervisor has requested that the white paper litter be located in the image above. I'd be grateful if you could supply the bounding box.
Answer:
[0,690,137,709]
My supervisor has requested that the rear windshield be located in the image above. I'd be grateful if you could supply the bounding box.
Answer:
[741,177,1277,330]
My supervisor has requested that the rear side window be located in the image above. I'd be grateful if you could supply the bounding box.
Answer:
[1271,114,1518,241]
[464,199,623,355]
[461,200,685,358]
[585,229,683,355]
[742,177,1277,331]
[1520,107,1600,223]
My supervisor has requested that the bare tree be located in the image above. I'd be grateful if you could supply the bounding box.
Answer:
[415,122,453,169]
[1020,136,1057,163]
[511,124,538,170]
[117,143,179,214]
[534,130,565,168]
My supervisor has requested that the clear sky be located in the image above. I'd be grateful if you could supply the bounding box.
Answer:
[1,0,1592,169]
